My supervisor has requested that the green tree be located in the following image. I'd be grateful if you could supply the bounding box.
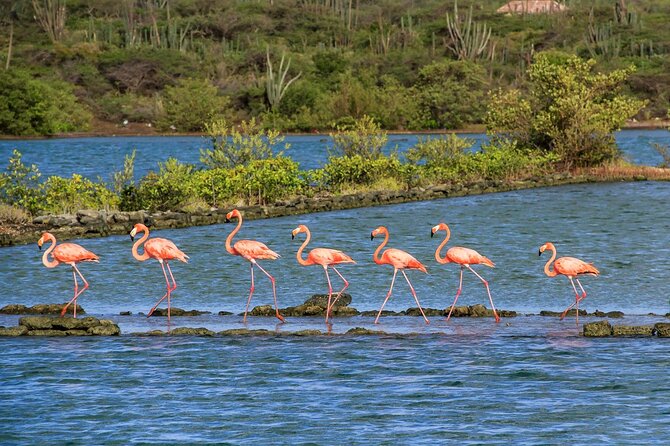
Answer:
[486,52,646,167]
[156,78,231,132]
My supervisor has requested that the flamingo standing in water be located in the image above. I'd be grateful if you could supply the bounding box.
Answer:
[371,226,429,325]
[225,209,284,323]
[292,224,355,323]
[130,223,189,323]
[38,232,99,318]
[539,242,600,324]
[431,223,500,323]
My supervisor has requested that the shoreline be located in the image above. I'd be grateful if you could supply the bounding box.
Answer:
[3,169,669,247]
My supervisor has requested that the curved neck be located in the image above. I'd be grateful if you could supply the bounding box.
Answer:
[373,230,389,265]
[295,228,312,266]
[544,245,558,277]
[226,214,242,255]
[41,234,59,268]
[132,228,151,262]
[434,226,451,264]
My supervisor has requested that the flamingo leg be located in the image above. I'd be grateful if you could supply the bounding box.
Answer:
[446,266,465,322]
[323,266,334,323]
[243,263,255,323]
[254,261,285,323]
[560,277,582,322]
[147,261,172,322]
[401,270,429,325]
[61,265,89,318]
[328,267,349,320]
[466,265,500,323]
[375,269,398,324]
[165,261,177,323]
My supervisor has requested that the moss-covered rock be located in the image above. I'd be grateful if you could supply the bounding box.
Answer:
[149,308,212,317]
[593,310,624,318]
[170,327,216,336]
[359,310,401,317]
[304,293,352,308]
[289,329,323,336]
[15,316,120,336]
[19,316,54,330]
[540,309,587,317]
[404,307,443,317]
[88,324,121,336]
[0,325,29,336]
[27,329,67,336]
[612,325,654,337]
[583,320,613,337]
[248,305,274,317]
[0,303,85,315]
[218,311,234,316]
[219,328,273,336]
[654,323,670,337]
[345,327,387,335]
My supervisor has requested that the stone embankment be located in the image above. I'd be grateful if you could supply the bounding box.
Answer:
[0,316,120,336]
[1,173,596,246]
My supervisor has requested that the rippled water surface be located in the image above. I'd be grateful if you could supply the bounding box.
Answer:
[2,160,670,442]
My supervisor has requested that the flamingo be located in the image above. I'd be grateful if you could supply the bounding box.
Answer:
[539,242,600,324]
[37,232,99,318]
[130,223,189,323]
[431,223,500,323]
[291,224,355,323]
[225,209,284,323]
[371,226,429,325]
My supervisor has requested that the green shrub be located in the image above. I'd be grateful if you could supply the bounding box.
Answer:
[156,78,231,132]
[329,115,387,159]
[186,168,235,208]
[42,174,118,214]
[0,150,43,214]
[405,134,475,169]
[136,158,195,211]
[228,157,306,205]
[322,154,407,192]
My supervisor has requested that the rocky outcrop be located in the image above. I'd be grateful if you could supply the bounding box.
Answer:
[583,320,670,337]
[146,308,212,317]
[0,316,120,336]
[0,303,85,315]
[583,320,613,337]
[540,309,623,318]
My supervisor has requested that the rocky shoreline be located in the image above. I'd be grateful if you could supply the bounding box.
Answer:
[0,172,644,247]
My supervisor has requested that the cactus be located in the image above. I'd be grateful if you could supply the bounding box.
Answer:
[444,0,492,61]
[265,47,302,111]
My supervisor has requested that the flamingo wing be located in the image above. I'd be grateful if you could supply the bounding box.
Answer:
[53,243,99,263]
[447,247,495,267]
[145,238,189,263]
[234,239,280,261]
[383,248,427,272]
[308,248,355,266]
[554,256,599,277]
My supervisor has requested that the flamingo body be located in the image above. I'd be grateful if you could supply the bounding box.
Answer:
[539,242,599,324]
[431,223,500,323]
[226,209,284,323]
[130,223,188,325]
[37,232,99,318]
[292,225,355,323]
[371,226,429,324]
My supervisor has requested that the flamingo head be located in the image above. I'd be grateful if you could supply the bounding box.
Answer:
[538,242,555,256]
[291,225,308,240]
[430,223,448,238]
[37,232,52,250]
[129,223,147,241]
[225,209,240,223]
[370,226,387,240]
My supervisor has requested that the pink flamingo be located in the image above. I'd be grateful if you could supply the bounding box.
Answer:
[225,209,284,323]
[130,223,189,322]
[431,223,500,323]
[292,224,355,323]
[539,242,600,324]
[371,226,429,325]
[38,232,99,318]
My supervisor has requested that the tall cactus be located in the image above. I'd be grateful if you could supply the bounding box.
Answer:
[265,47,302,111]
[444,0,491,61]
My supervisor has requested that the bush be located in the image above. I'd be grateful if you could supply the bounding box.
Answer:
[0,150,43,215]
[228,157,306,205]
[321,154,407,192]
[156,78,232,132]
[42,174,118,214]
[329,115,387,159]
[136,158,195,211]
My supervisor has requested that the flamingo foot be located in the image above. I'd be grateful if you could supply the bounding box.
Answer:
[276,312,285,323]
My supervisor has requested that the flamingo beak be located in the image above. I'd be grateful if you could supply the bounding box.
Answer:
[538,249,543,256]
[291,233,295,240]
[430,230,435,238]
[370,232,375,240]
[129,227,137,241]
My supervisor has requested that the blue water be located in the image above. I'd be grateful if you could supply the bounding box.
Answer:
[2,152,670,442]
[0,130,666,180]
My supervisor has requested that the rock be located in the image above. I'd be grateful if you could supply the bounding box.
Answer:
[119,311,132,316]
[149,308,211,317]
[469,304,490,318]
[498,310,518,318]
[304,293,352,308]
[290,330,323,336]
[583,320,613,337]
[594,310,624,318]
[0,325,29,336]
[404,307,443,317]
[1,303,85,315]
[540,309,587,317]
[27,329,67,336]
[51,316,100,330]
[612,325,654,337]
[16,315,120,336]
[654,323,670,337]
[19,316,54,330]
[219,329,273,336]
[170,327,216,336]
[65,330,90,336]
[446,306,471,317]
[88,324,121,336]
[283,304,325,317]
[330,306,359,316]
[248,305,274,317]
[360,310,401,317]
[345,327,387,335]
[218,311,234,316]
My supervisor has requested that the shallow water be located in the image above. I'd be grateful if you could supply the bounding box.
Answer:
[0,129,666,180]
[2,178,670,444]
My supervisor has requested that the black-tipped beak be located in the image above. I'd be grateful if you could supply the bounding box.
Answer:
[538,249,542,256]
[38,244,42,251]
[130,234,135,242]
[225,218,230,224]
[431,230,435,238]
[370,233,375,240]
[291,233,295,240]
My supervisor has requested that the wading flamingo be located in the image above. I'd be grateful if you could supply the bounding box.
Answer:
[130,223,189,323]
[226,209,284,323]
[38,232,99,318]
[292,224,355,323]
[539,242,600,325]
[431,223,500,323]
[371,226,429,325]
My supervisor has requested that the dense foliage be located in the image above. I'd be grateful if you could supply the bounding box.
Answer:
[0,0,668,135]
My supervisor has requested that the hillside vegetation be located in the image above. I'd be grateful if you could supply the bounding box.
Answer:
[1,0,669,135]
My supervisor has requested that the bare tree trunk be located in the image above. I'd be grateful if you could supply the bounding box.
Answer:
[31,0,67,44]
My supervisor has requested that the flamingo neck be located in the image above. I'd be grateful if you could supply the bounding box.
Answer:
[41,234,59,268]
[132,227,151,262]
[373,230,389,265]
[434,226,451,264]
[226,215,242,255]
[544,245,558,277]
[296,228,312,266]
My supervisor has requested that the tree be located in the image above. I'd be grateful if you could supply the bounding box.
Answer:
[31,0,66,44]
[486,51,645,168]
[156,77,231,132]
